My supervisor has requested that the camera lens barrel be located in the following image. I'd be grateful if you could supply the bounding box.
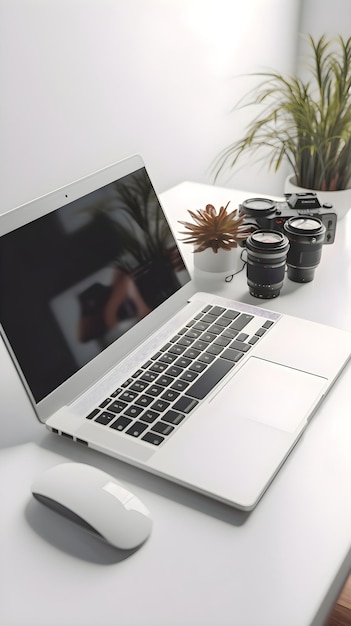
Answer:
[240,198,277,217]
[283,217,326,283]
[246,230,290,298]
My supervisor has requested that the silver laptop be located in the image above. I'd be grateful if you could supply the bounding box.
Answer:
[1,154,350,510]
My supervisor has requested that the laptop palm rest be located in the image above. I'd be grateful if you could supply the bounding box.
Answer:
[223,357,328,433]
[149,356,328,508]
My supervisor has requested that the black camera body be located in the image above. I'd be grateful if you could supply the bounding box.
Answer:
[239,192,337,244]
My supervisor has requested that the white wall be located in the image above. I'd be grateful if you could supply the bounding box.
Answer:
[299,0,351,39]
[297,0,351,78]
[0,0,301,212]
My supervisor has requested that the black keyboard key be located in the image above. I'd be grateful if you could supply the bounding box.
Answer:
[193,340,210,351]
[165,365,183,378]
[170,334,181,343]
[202,313,219,323]
[222,309,240,320]
[95,411,115,425]
[221,328,239,340]
[172,396,199,413]
[168,344,186,355]
[185,319,195,327]
[210,323,226,335]
[208,305,225,316]
[119,390,138,402]
[135,395,154,408]
[180,370,198,382]
[193,321,210,331]
[214,336,231,347]
[221,348,245,363]
[236,332,249,341]
[149,361,168,373]
[174,356,192,369]
[159,352,178,364]
[188,361,207,373]
[186,358,235,400]
[161,389,180,402]
[215,316,231,327]
[200,332,217,343]
[255,327,267,337]
[202,305,212,313]
[142,432,164,446]
[139,409,159,423]
[206,344,224,356]
[249,335,260,345]
[230,314,254,331]
[176,336,194,347]
[86,408,100,420]
[162,410,186,425]
[129,380,149,393]
[110,387,123,397]
[132,369,144,378]
[160,342,172,352]
[230,340,251,352]
[108,400,128,414]
[99,398,111,408]
[184,347,201,360]
[140,370,158,383]
[125,405,144,418]
[142,360,153,369]
[262,320,274,329]
[171,379,190,391]
[110,416,132,431]
[147,384,164,397]
[157,374,174,387]
[126,421,148,438]
[151,351,162,360]
[121,377,134,388]
[197,352,215,364]
[151,399,171,413]
[151,421,174,436]
[185,329,202,339]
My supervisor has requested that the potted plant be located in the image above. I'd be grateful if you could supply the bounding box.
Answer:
[213,35,351,218]
[178,201,250,276]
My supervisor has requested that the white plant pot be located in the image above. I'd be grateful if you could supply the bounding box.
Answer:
[193,246,242,279]
[284,175,351,220]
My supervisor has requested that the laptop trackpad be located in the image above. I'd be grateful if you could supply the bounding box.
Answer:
[222,357,328,433]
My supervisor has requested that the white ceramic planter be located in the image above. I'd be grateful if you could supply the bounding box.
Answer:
[284,175,351,220]
[193,246,243,279]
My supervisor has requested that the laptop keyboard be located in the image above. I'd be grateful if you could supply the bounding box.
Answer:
[85,305,275,447]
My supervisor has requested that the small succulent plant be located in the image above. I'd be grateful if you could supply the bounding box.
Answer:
[179,202,250,253]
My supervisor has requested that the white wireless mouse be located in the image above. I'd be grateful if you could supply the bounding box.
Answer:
[31,462,152,550]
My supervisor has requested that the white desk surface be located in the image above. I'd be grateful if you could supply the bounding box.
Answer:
[1,182,350,626]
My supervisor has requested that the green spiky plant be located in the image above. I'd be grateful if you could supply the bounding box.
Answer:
[213,35,351,191]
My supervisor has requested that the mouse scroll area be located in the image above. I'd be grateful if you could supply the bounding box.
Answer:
[32,492,104,538]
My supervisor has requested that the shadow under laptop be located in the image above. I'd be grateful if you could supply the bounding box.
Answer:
[39,432,252,528]
[25,497,142,565]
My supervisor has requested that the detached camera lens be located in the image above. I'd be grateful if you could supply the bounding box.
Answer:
[284,217,326,283]
[246,230,290,298]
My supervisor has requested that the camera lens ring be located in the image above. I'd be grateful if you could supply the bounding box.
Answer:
[284,216,326,237]
[240,198,277,217]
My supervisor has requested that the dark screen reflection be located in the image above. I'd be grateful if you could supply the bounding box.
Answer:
[0,167,190,402]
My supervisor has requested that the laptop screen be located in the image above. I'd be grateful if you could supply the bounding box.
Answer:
[0,167,190,402]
